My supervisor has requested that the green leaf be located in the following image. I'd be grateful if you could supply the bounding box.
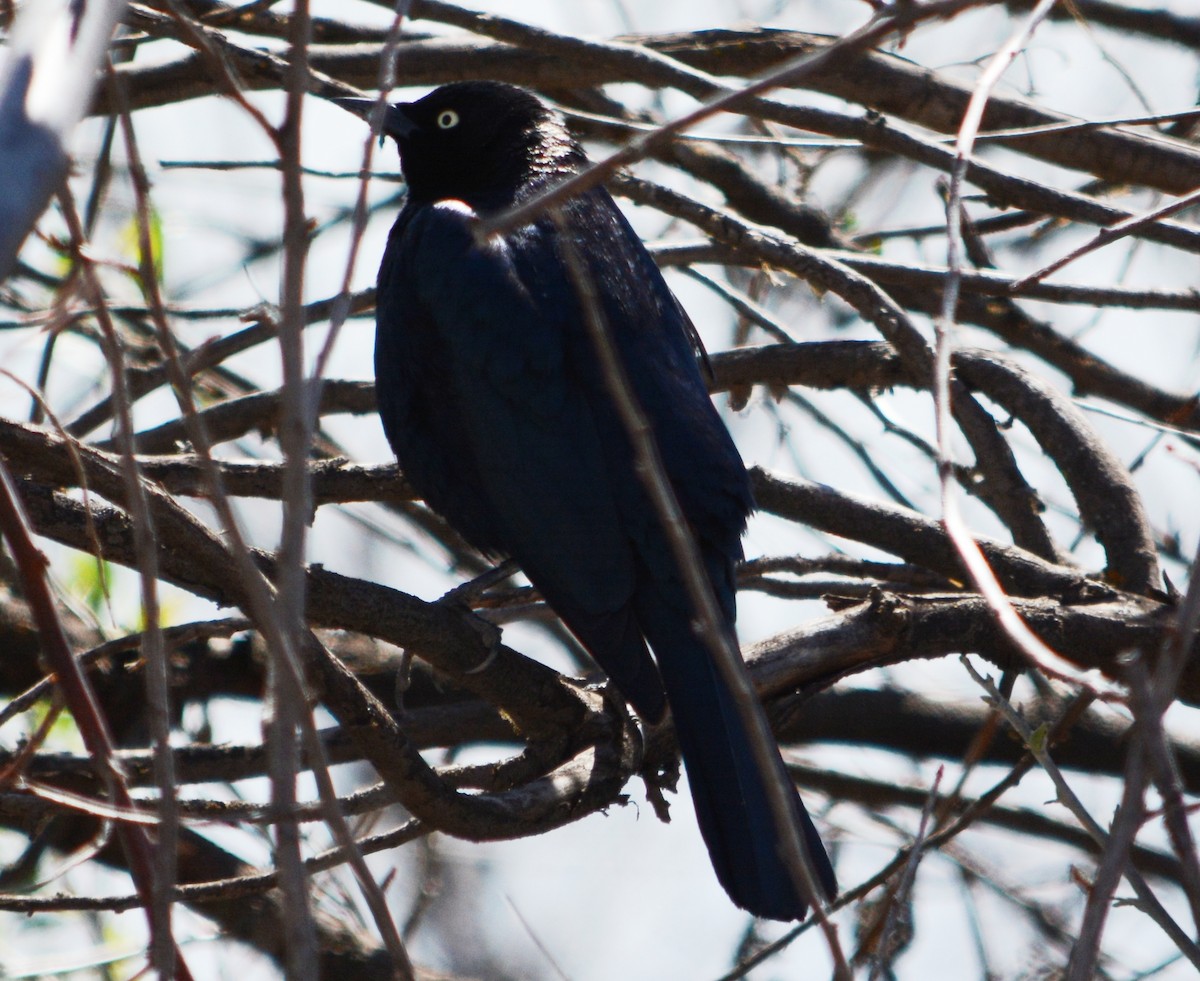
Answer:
[119,205,166,291]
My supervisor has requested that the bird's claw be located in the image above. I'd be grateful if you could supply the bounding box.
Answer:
[435,570,506,674]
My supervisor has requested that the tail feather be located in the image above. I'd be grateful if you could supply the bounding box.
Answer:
[635,578,836,920]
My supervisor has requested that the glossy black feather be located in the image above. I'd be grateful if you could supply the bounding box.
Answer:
[356,80,835,919]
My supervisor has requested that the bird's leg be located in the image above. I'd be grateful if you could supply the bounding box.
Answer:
[438,558,520,606]
[391,647,414,712]
[434,559,517,674]
[637,714,684,825]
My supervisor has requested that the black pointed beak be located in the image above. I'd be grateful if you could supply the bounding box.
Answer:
[332,97,416,140]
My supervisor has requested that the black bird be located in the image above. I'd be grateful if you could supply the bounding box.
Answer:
[337,81,836,920]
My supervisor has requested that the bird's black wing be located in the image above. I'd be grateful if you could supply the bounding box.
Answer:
[539,191,755,576]
[375,199,665,716]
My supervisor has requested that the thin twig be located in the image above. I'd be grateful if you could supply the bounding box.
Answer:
[0,457,193,978]
[53,182,192,980]
[932,0,1124,695]
[1012,185,1200,292]
[961,658,1200,972]
[866,766,943,981]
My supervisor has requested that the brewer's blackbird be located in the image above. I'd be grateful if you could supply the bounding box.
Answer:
[337,81,835,920]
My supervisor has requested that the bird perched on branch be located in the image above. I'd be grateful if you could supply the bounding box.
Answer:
[337,81,835,920]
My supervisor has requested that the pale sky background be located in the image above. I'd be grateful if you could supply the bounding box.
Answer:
[2,0,1199,977]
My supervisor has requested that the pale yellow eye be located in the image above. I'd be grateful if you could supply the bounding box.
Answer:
[436,109,460,129]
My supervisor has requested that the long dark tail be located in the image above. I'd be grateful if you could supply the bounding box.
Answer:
[635,570,836,921]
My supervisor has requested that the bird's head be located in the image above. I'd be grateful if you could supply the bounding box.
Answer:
[335,81,584,209]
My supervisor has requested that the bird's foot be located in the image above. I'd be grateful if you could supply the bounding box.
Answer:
[438,559,519,607]
[434,563,515,674]
[463,619,502,675]
[638,717,683,824]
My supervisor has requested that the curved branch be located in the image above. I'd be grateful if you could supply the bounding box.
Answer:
[749,467,1095,597]
[955,352,1160,595]
[745,590,1200,704]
